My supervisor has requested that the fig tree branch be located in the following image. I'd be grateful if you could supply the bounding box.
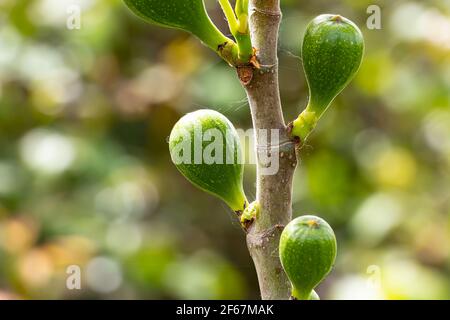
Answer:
[242,0,297,300]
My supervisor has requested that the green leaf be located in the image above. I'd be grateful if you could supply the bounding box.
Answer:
[124,0,238,63]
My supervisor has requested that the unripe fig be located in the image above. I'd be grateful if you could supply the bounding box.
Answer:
[124,0,238,63]
[292,14,364,140]
[309,290,320,300]
[169,110,247,212]
[279,215,337,300]
[291,290,319,300]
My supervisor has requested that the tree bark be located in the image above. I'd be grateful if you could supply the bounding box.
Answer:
[243,0,297,300]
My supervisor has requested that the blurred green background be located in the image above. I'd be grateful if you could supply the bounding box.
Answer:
[0,0,449,299]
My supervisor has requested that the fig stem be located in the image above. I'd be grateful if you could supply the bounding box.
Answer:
[218,0,239,33]
[290,106,318,141]
[219,0,254,63]
[243,0,295,300]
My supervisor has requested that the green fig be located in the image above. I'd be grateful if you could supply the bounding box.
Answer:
[169,109,247,212]
[309,290,320,300]
[279,215,337,300]
[123,0,238,64]
[291,14,364,140]
[291,290,319,300]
